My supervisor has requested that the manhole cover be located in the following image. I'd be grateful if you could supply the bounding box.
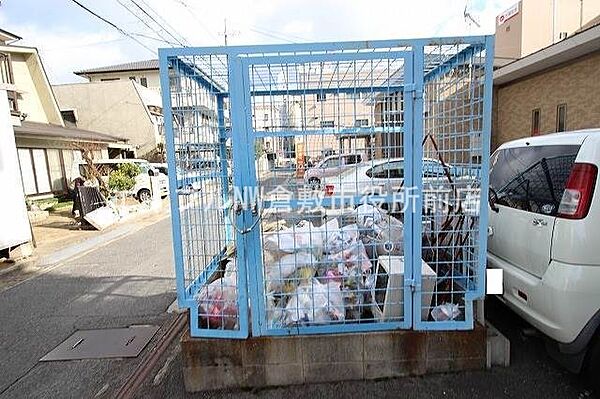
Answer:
[40,325,159,361]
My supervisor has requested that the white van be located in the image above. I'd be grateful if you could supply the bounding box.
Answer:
[487,129,600,385]
[71,159,168,202]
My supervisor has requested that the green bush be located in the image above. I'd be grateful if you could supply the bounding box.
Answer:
[108,163,141,192]
[118,162,141,179]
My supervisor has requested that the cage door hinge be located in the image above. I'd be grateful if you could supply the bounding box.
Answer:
[404,84,423,100]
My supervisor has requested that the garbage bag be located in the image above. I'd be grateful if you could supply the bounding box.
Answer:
[324,223,360,254]
[264,221,324,254]
[196,276,238,329]
[283,278,345,326]
[328,240,372,273]
[355,204,383,231]
[264,251,316,292]
[431,303,461,321]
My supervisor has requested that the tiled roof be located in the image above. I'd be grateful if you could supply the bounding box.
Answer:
[74,59,159,75]
[14,121,126,143]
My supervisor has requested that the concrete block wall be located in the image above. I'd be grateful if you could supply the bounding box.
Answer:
[181,326,486,392]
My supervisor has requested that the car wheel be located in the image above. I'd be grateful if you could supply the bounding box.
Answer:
[585,332,600,393]
[137,188,152,203]
[308,177,321,190]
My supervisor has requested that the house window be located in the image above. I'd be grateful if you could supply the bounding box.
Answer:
[0,52,18,114]
[316,92,326,102]
[355,119,369,127]
[531,108,541,136]
[61,110,77,127]
[556,103,567,132]
[320,120,334,128]
[140,77,148,87]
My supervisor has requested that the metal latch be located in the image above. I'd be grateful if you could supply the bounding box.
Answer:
[405,278,417,293]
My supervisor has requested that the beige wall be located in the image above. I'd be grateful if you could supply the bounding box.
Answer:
[495,0,600,62]
[85,70,161,92]
[5,49,63,125]
[53,81,160,156]
[493,51,600,150]
[495,1,524,64]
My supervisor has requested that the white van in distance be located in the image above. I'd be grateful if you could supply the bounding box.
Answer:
[71,159,168,202]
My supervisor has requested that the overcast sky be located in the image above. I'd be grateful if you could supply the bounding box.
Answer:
[0,0,515,84]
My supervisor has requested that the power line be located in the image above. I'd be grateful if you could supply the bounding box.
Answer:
[172,0,219,43]
[129,0,188,47]
[69,0,156,55]
[115,0,181,48]
[131,32,179,46]
[138,0,190,45]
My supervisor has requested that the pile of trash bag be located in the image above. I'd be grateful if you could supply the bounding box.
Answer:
[261,204,405,328]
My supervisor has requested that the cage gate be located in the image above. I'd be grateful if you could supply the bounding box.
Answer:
[160,35,494,338]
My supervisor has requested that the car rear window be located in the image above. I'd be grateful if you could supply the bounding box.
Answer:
[489,144,581,215]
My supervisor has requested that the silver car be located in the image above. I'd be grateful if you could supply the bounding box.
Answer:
[304,153,363,190]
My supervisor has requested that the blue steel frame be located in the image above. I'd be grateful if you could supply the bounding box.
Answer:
[241,51,414,336]
[159,34,494,338]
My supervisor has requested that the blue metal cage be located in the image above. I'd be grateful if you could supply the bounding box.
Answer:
[159,35,494,338]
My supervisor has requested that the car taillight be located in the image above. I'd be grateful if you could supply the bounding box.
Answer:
[558,163,597,219]
[324,184,335,196]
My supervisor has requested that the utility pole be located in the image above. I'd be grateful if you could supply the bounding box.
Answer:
[219,19,238,46]
[580,0,584,29]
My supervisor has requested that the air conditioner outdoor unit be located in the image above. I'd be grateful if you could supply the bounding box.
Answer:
[371,255,437,322]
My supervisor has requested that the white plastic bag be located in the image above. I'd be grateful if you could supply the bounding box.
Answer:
[283,278,345,326]
[264,221,324,254]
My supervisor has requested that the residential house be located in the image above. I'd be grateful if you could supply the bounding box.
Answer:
[0,28,129,198]
[74,59,161,93]
[493,21,600,151]
[53,80,164,159]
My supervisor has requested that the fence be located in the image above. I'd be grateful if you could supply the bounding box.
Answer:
[160,35,494,338]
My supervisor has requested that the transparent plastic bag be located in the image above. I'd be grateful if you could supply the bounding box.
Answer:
[431,303,461,321]
[324,223,360,254]
[264,251,316,292]
[328,240,372,273]
[283,278,345,326]
[196,276,238,329]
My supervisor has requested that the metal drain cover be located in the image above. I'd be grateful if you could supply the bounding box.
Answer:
[40,325,159,361]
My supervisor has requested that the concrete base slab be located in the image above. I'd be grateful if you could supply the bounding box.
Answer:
[181,325,487,392]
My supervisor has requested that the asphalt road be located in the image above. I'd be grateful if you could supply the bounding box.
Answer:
[1,211,597,398]
[0,217,177,398]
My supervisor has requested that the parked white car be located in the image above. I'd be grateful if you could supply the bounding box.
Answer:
[71,159,168,202]
[304,153,363,189]
[487,129,600,384]
[321,157,464,198]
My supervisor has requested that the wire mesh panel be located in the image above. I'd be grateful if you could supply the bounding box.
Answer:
[159,35,493,338]
[160,53,249,338]
[242,51,415,335]
[416,37,494,329]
